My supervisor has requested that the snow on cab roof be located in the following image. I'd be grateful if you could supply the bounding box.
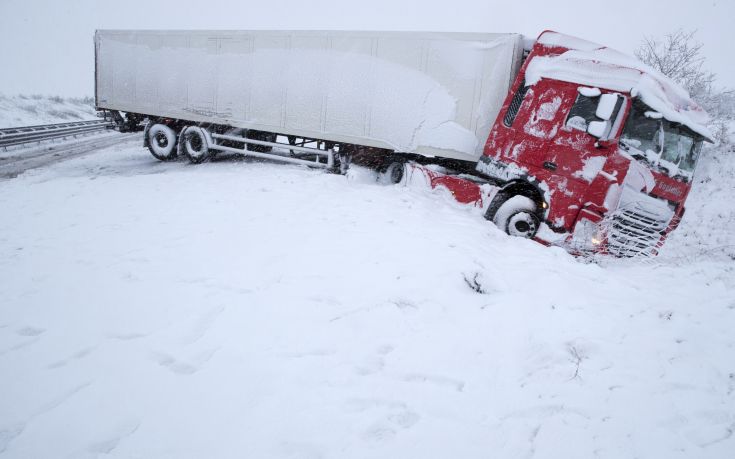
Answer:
[525,31,713,141]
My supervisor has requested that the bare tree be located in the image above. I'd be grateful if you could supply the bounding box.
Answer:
[635,29,731,144]
[635,30,714,97]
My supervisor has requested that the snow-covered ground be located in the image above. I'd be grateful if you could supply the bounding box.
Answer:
[0,94,97,128]
[0,136,733,458]
[660,145,735,262]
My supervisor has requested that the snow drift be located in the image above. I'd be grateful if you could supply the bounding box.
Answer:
[0,134,733,458]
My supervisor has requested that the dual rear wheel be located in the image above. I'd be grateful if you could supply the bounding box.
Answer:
[146,123,212,164]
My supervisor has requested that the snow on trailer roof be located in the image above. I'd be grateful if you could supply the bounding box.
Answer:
[524,31,713,141]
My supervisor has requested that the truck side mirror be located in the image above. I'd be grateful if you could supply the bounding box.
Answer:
[595,94,618,121]
[587,120,609,138]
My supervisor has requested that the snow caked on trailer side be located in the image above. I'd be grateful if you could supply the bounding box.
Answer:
[95,30,524,162]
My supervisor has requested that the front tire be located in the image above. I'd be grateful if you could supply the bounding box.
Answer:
[488,194,540,239]
[147,123,178,161]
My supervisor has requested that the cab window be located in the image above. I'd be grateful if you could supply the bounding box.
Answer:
[565,89,624,139]
[565,94,598,132]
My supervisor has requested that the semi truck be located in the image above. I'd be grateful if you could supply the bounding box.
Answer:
[95,29,712,257]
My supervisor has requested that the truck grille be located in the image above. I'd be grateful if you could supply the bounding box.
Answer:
[606,209,669,257]
[604,186,676,258]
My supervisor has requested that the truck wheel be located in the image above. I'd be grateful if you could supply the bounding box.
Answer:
[379,160,406,184]
[182,126,211,164]
[147,123,178,161]
[489,194,540,239]
[246,130,276,153]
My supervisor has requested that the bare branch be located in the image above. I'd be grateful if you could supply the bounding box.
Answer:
[634,29,732,144]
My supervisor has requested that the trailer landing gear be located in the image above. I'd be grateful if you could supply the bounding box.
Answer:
[105,110,144,132]
[336,152,352,175]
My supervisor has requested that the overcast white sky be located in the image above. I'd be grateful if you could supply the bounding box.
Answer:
[0,0,732,98]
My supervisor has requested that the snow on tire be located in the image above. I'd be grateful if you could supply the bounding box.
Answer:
[492,195,540,239]
[378,160,406,185]
[147,123,178,161]
[182,126,211,164]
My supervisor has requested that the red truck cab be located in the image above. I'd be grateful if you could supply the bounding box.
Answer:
[471,31,712,256]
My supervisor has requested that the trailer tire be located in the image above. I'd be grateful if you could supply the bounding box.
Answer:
[147,123,178,161]
[489,194,540,239]
[182,126,211,164]
[379,159,406,184]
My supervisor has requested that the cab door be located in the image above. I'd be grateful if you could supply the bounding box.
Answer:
[505,80,578,172]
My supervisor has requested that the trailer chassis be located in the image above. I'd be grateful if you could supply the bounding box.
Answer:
[133,115,351,173]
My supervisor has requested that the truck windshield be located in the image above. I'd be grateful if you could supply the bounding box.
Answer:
[620,100,662,157]
[661,121,702,172]
[620,99,703,178]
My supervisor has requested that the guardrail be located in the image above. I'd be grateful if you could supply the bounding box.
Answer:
[0,120,113,148]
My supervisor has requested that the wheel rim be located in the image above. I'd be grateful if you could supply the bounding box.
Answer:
[515,220,531,233]
[155,132,169,148]
[507,212,539,238]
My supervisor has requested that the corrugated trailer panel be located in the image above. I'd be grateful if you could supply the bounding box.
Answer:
[96,30,523,162]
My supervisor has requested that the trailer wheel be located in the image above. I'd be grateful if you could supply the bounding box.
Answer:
[147,123,178,161]
[182,126,211,164]
[246,130,276,153]
[379,159,406,184]
[489,194,540,239]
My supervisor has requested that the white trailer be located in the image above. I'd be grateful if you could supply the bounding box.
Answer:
[95,30,523,166]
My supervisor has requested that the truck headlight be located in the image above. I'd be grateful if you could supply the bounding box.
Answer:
[572,218,604,251]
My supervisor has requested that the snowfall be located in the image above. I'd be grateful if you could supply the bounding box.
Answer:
[0,98,734,459]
